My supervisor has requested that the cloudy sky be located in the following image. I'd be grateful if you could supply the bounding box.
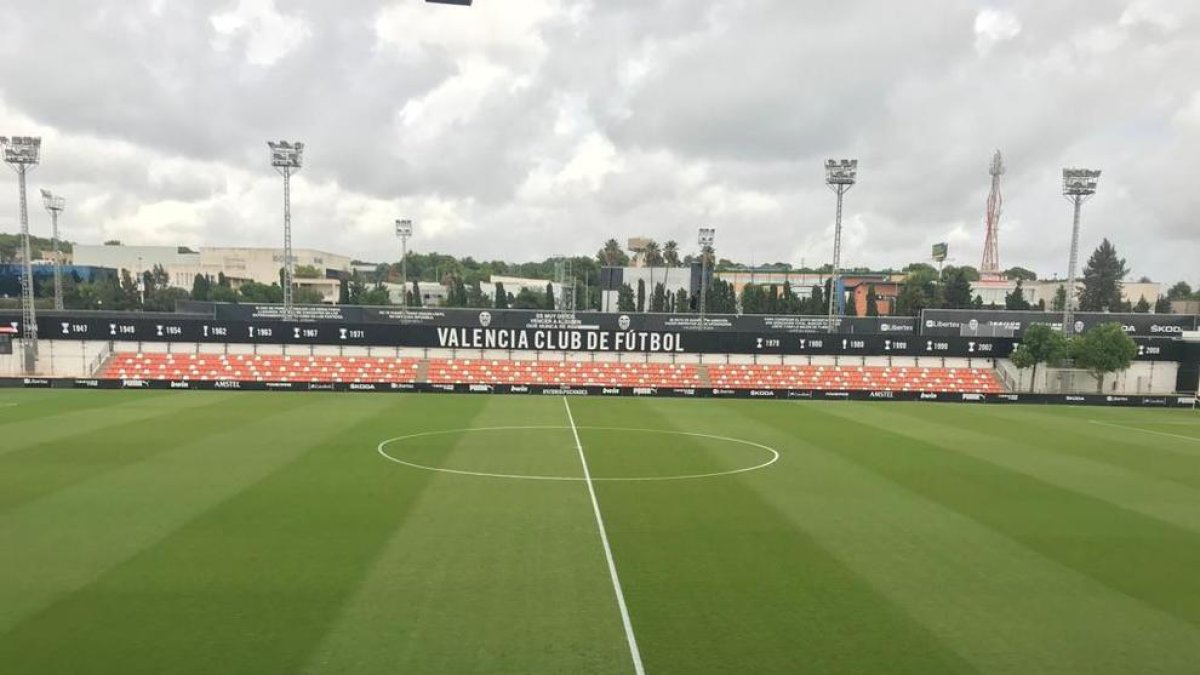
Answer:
[1,0,1197,285]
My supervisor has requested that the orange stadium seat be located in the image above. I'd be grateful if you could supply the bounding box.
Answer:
[99,352,1004,393]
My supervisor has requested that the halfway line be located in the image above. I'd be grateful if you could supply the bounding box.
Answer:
[563,397,646,675]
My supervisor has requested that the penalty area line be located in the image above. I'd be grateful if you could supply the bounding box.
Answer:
[563,397,646,675]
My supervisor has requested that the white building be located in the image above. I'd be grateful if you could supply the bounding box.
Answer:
[73,243,352,302]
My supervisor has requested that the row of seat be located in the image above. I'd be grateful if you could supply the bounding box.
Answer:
[100,352,1005,392]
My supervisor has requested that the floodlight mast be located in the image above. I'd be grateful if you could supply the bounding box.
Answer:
[697,227,715,327]
[2,136,42,373]
[395,219,413,314]
[268,141,304,321]
[1061,168,1100,336]
[825,159,857,333]
[41,189,66,311]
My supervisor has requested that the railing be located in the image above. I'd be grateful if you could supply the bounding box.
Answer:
[994,359,1022,392]
[86,342,114,377]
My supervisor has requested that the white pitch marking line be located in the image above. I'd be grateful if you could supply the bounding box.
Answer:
[1088,419,1200,443]
[375,426,779,482]
[563,397,646,675]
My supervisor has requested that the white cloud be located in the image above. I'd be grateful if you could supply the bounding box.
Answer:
[210,0,311,68]
[974,8,1022,55]
[0,0,1196,287]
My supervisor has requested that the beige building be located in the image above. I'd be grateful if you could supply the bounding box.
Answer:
[971,278,1163,309]
[73,243,351,302]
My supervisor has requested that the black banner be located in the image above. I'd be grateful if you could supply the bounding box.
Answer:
[0,313,1185,360]
[0,377,1194,407]
[920,309,1197,338]
[175,301,917,334]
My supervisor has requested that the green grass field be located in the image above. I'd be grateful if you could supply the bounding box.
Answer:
[2,391,1200,674]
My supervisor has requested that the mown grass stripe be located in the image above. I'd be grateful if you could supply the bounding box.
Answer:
[794,401,1200,630]
[571,397,974,674]
[305,395,631,674]
[0,392,300,514]
[726,400,1200,673]
[0,389,164,426]
[0,393,475,674]
[815,402,1200,535]
[0,390,220,457]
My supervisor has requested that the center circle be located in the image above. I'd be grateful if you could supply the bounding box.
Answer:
[376,426,779,482]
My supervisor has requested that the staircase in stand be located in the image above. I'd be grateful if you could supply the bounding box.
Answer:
[414,358,430,384]
[696,364,712,388]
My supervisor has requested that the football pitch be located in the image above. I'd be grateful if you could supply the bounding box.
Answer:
[2,391,1200,674]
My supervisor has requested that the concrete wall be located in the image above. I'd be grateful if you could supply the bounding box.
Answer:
[998,358,1178,395]
[0,339,112,378]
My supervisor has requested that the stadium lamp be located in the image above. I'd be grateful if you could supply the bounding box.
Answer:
[268,140,304,321]
[1,135,42,373]
[824,158,857,333]
[40,188,67,311]
[396,219,414,314]
[1061,168,1100,335]
[698,227,715,327]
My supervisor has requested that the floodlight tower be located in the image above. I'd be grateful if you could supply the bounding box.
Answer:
[698,227,715,327]
[395,219,413,313]
[40,189,66,311]
[981,150,1004,279]
[268,140,304,320]
[555,255,575,312]
[824,158,857,332]
[1061,168,1100,335]
[2,136,42,373]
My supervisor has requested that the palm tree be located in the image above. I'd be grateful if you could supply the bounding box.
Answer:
[643,240,663,311]
[598,239,627,267]
[662,240,680,310]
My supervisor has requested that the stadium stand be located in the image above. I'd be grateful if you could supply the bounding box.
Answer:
[99,352,1004,392]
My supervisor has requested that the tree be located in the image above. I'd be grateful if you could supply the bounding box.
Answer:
[741,284,767,315]
[617,283,636,311]
[636,278,646,312]
[952,265,981,282]
[1078,238,1128,312]
[1005,279,1032,310]
[808,284,824,316]
[894,283,927,316]
[512,287,544,309]
[941,267,974,309]
[294,264,321,279]
[493,282,508,309]
[865,285,879,316]
[210,284,239,303]
[293,286,326,304]
[410,280,424,308]
[1010,323,1068,391]
[238,281,284,303]
[674,288,690,313]
[358,283,391,305]
[843,289,858,316]
[1051,286,1067,312]
[597,239,629,267]
[1071,322,1138,393]
[650,282,667,312]
[191,274,212,301]
[1167,281,1193,300]
[1004,266,1038,282]
[1154,296,1173,314]
[972,294,984,309]
[1132,296,1151,313]
[466,279,487,308]
[544,281,556,309]
[662,241,680,267]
